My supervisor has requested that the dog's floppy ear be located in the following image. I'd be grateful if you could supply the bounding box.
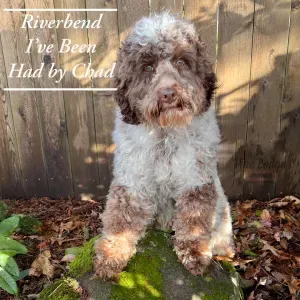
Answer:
[195,36,217,109]
[114,42,141,125]
[115,79,141,125]
[203,66,217,110]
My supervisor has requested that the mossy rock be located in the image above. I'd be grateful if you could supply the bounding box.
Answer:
[38,277,81,300]
[75,231,242,300]
[68,236,99,278]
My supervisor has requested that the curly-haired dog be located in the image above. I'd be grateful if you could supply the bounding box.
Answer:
[94,13,234,279]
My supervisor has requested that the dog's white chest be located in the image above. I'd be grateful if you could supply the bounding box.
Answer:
[149,129,203,198]
[113,110,220,201]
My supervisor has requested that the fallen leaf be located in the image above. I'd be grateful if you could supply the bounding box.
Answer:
[274,232,280,242]
[260,209,271,227]
[280,237,288,250]
[282,231,293,240]
[288,277,300,297]
[244,266,260,280]
[279,210,286,220]
[247,291,255,300]
[61,254,76,263]
[261,240,279,257]
[36,241,48,250]
[282,196,300,206]
[29,250,54,279]
[60,221,74,233]
[271,271,289,282]
[269,201,290,208]
[258,276,272,286]
[240,200,256,211]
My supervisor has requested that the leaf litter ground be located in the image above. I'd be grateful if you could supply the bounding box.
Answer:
[0,196,299,300]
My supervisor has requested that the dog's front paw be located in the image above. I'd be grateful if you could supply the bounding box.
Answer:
[93,253,127,280]
[180,252,212,275]
[174,239,212,276]
[93,237,135,280]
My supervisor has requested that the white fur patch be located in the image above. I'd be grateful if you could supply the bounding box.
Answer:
[112,106,231,234]
[130,12,197,46]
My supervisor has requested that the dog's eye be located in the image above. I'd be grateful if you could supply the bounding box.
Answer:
[144,65,154,72]
[176,58,185,67]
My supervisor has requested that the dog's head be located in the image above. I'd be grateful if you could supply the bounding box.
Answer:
[115,13,216,127]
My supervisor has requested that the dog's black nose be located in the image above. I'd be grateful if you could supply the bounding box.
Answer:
[158,87,177,103]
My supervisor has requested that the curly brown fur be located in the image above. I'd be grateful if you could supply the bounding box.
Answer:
[114,25,216,127]
[212,202,235,258]
[94,185,155,279]
[172,184,217,275]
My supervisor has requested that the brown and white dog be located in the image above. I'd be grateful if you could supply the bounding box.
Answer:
[94,13,234,279]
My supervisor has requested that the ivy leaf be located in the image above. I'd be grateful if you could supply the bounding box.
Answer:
[0,236,28,255]
[0,266,18,295]
[13,269,29,281]
[0,202,8,222]
[0,254,19,277]
[0,216,20,236]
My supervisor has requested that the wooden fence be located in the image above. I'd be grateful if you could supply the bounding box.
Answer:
[0,0,299,200]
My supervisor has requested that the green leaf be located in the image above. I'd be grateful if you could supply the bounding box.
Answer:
[12,214,42,235]
[255,210,263,217]
[0,266,18,295]
[243,249,258,257]
[13,269,28,281]
[0,216,20,236]
[0,250,18,256]
[0,254,19,277]
[249,220,262,229]
[0,236,27,255]
[65,247,82,256]
[0,202,8,222]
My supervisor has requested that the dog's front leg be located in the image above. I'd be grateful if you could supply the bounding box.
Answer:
[173,183,217,275]
[94,185,155,280]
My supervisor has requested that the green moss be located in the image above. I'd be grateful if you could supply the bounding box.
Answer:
[220,261,236,275]
[201,280,236,300]
[38,278,81,300]
[68,236,99,278]
[110,231,166,300]
[200,263,243,300]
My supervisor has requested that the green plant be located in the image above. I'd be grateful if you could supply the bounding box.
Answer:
[0,202,8,222]
[0,216,28,295]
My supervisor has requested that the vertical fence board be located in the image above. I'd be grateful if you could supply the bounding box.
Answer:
[117,0,149,42]
[184,1,218,61]
[151,0,183,15]
[0,0,300,200]
[54,0,99,199]
[1,0,48,197]
[25,0,73,198]
[0,35,23,198]
[244,0,291,200]
[216,0,255,200]
[86,0,118,197]
[276,2,300,197]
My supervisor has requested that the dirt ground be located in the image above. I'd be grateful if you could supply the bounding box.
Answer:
[0,196,299,300]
